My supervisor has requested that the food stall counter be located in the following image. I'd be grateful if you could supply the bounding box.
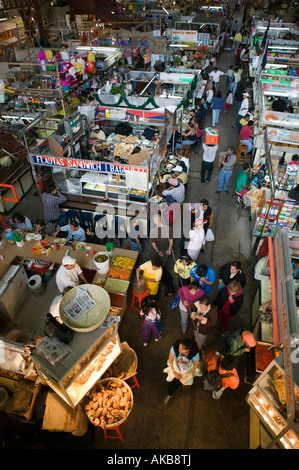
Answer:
[0,235,138,280]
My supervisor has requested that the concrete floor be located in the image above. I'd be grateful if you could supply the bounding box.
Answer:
[0,24,263,449]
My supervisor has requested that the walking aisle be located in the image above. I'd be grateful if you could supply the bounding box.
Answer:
[100,10,254,450]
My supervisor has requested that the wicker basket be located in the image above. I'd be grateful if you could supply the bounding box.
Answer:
[59,284,110,332]
[83,377,133,428]
[102,342,138,380]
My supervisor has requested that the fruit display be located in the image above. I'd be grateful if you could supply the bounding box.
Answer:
[108,266,131,280]
[84,378,133,428]
[112,255,136,270]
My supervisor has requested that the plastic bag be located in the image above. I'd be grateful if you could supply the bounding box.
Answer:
[206,229,215,242]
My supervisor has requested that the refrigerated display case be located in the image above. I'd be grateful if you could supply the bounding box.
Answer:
[31,323,121,408]
[246,354,299,449]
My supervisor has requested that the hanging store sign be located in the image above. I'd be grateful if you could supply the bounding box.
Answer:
[31,155,147,174]
[171,30,198,43]
[267,127,299,144]
[261,110,299,128]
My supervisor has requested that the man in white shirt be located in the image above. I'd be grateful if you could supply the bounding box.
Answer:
[236,92,249,126]
[209,67,225,87]
[56,256,88,293]
[201,143,219,183]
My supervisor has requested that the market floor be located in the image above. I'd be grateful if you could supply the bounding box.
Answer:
[0,32,259,450]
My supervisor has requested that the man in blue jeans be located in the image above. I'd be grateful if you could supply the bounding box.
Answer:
[215,147,237,194]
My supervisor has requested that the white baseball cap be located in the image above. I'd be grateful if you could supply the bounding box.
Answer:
[62,256,76,266]
[173,165,183,172]
[243,92,249,97]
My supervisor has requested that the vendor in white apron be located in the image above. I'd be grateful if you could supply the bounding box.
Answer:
[56,256,88,294]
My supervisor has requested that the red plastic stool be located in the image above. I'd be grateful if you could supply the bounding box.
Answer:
[126,374,140,389]
[130,289,149,312]
[103,420,127,443]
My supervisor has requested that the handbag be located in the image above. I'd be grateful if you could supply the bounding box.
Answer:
[170,294,180,309]
[44,313,74,344]
[154,317,163,331]
[206,228,215,242]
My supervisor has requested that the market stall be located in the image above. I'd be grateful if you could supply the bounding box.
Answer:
[29,105,176,216]
[0,128,35,214]
[0,230,139,417]
[248,229,299,449]
[174,15,222,53]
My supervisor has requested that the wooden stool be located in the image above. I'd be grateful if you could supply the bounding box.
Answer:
[237,143,248,164]
[182,145,191,160]
[130,289,149,312]
[103,420,127,443]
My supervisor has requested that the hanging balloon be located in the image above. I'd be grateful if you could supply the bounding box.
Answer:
[87,52,95,63]
[45,50,53,61]
[86,61,95,73]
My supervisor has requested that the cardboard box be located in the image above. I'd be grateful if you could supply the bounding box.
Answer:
[42,391,89,436]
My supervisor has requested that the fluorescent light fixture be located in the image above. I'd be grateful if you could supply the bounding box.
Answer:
[169,44,190,47]
[268,46,298,50]
[162,7,169,15]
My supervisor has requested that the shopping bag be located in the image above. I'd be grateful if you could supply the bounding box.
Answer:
[155,318,163,331]
[206,229,215,242]
[170,294,180,309]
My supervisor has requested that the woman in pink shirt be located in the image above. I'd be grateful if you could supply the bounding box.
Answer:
[178,281,205,334]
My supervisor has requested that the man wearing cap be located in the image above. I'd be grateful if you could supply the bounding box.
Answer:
[162,178,185,205]
[56,256,88,293]
[222,329,256,357]
[172,165,188,185]
[237,92,249,125]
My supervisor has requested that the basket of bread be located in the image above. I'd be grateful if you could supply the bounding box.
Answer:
[102,342,138,380]
[83,377,133,428]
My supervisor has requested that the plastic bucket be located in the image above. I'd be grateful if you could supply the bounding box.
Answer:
[93,252,110,275]
[28,275,45,296]
[4,229,14,241]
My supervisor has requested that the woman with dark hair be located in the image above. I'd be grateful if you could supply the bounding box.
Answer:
[189,295,218,347]
[218,261,247,292]
[214,280,244,330]
[174,252,197,286]
[140,297,162,346]
[136,254,163,298]
[163,338,201,404]
[211,90,225,127]
[10,212,33,233]
[178,281,205,334]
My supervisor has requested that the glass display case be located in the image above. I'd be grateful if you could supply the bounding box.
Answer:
[32,323,121,408]
[246,355,299,449]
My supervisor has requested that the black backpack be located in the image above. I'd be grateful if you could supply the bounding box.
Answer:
[44,313,74,344]
[204,357,234,391]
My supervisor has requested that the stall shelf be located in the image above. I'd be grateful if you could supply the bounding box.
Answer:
[31,323,121,408]
[174,16,222,52]
[248,229,299,449]
[96,71,195,108]
[0,129,34,214]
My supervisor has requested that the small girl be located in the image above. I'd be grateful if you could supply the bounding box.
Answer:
[140,297,162,346]
[225,91,233,111]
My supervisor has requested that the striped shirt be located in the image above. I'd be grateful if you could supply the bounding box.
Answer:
[60,224,86,241]
[162,183,185,205]
[41,192,67,222]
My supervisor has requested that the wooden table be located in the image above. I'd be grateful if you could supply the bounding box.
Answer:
[0,235,138,279]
